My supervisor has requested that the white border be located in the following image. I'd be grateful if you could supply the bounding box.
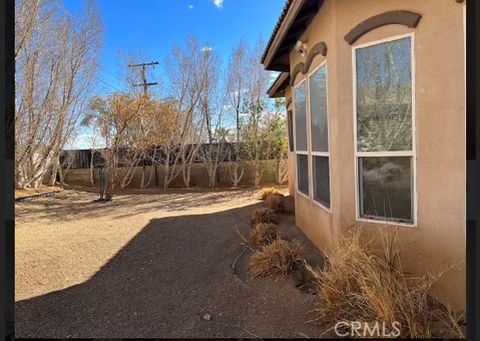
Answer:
[307,61,332,212]
[293,78,310,199]
[352,32,417,227]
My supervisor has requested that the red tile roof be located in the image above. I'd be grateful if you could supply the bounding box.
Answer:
[260,0,295,64]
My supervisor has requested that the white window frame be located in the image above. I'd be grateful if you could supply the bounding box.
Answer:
[352,32,417,227]
[293,78,310,200]
[286,109,294,152]
[307,61,331,212]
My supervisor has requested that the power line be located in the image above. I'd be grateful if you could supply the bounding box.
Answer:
[95,77,122,92]
[101,67,124,83]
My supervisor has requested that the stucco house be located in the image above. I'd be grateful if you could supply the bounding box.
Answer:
[262,0,466,310]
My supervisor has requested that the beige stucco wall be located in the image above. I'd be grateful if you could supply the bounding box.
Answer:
[286,0,466,310]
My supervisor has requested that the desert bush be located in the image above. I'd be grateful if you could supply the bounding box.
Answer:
[249,239,304,278]
[259,187,281,200]
[250,208,278,226]
[248,223,278,249]
[306,228,465,338]
[265,192,285,213]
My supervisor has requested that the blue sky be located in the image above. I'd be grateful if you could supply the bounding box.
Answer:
[63,0,285,148]
[64,0,284,94]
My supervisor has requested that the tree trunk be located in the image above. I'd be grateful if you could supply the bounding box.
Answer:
[48,160,59,186]
[228,162,244,187]
[90,151,95,186]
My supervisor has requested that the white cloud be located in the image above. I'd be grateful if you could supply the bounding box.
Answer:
[213,0,223,8]
[201,46,213,52]
[188,4,194,10]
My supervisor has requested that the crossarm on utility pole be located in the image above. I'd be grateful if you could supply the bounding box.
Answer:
[128,61,159,96]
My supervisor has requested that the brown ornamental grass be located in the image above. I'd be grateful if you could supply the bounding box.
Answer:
[248,223,278,250]
[250,207,278,226]
[259,187,281,200]
[249,239,304,278]
[265,192,285,213]
[306,228,465,338]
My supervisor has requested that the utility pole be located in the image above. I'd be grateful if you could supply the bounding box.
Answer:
[128,61,159,186]
[128,61,159,95]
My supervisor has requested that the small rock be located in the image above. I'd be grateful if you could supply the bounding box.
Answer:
[202,313,212,321]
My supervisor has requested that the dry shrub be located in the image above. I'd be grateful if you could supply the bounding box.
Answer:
[249,239,304,278]
[250,208,278,226]
[265,192,285,213]
[306,228,465,338]
[248,223,278,249]
[259,187,281,200]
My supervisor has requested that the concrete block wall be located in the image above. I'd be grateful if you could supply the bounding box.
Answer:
[63,160,283,189]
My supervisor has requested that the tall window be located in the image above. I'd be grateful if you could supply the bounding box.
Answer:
[309,64,330,208]
[354,35,415,223]
[294,81,308,196]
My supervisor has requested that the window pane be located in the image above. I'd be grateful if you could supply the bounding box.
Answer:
[359,157,412,222]
[313,156,330,207]
[356,37,412,152]
[297,154,309,196]
[294,82,307,151]
[287,110,294,152]
[310,65,328,152]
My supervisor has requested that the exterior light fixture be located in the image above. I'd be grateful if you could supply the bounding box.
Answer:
[295,40,308,57]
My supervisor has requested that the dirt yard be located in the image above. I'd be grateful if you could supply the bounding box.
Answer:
[15,187,325,338]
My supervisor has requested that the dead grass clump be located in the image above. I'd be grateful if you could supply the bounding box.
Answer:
[259,187,281,200]
[265,193,285,213]
[250,208,278,226]
[249,239,304,278]
[306,228,464,338]
[248,223,278,249]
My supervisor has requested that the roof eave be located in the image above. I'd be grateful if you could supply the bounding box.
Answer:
[261,0,306,71]
[267,72,290,98]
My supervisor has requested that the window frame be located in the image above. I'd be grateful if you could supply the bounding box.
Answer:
[307,61,332,212]
[352,32,417,227]
[287,109,294,152]
[293,78,310,200]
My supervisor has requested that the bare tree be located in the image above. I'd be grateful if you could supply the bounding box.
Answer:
[15,0,102,189]
[240,38,272,187]
[195,45,229,188]
[158,35,208,188]
[266,99,288,185]
[225,40,248,186]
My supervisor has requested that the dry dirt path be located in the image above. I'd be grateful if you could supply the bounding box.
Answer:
[15,188,323,338]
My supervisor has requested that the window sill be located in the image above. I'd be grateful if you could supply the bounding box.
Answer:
[356,217,417,228]
[296,190,310,201]
[312,198,331,213]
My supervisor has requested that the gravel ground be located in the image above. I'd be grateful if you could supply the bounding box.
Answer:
[15,187,325,338]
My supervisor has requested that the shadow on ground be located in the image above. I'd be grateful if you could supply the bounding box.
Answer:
[15,202,325,338]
